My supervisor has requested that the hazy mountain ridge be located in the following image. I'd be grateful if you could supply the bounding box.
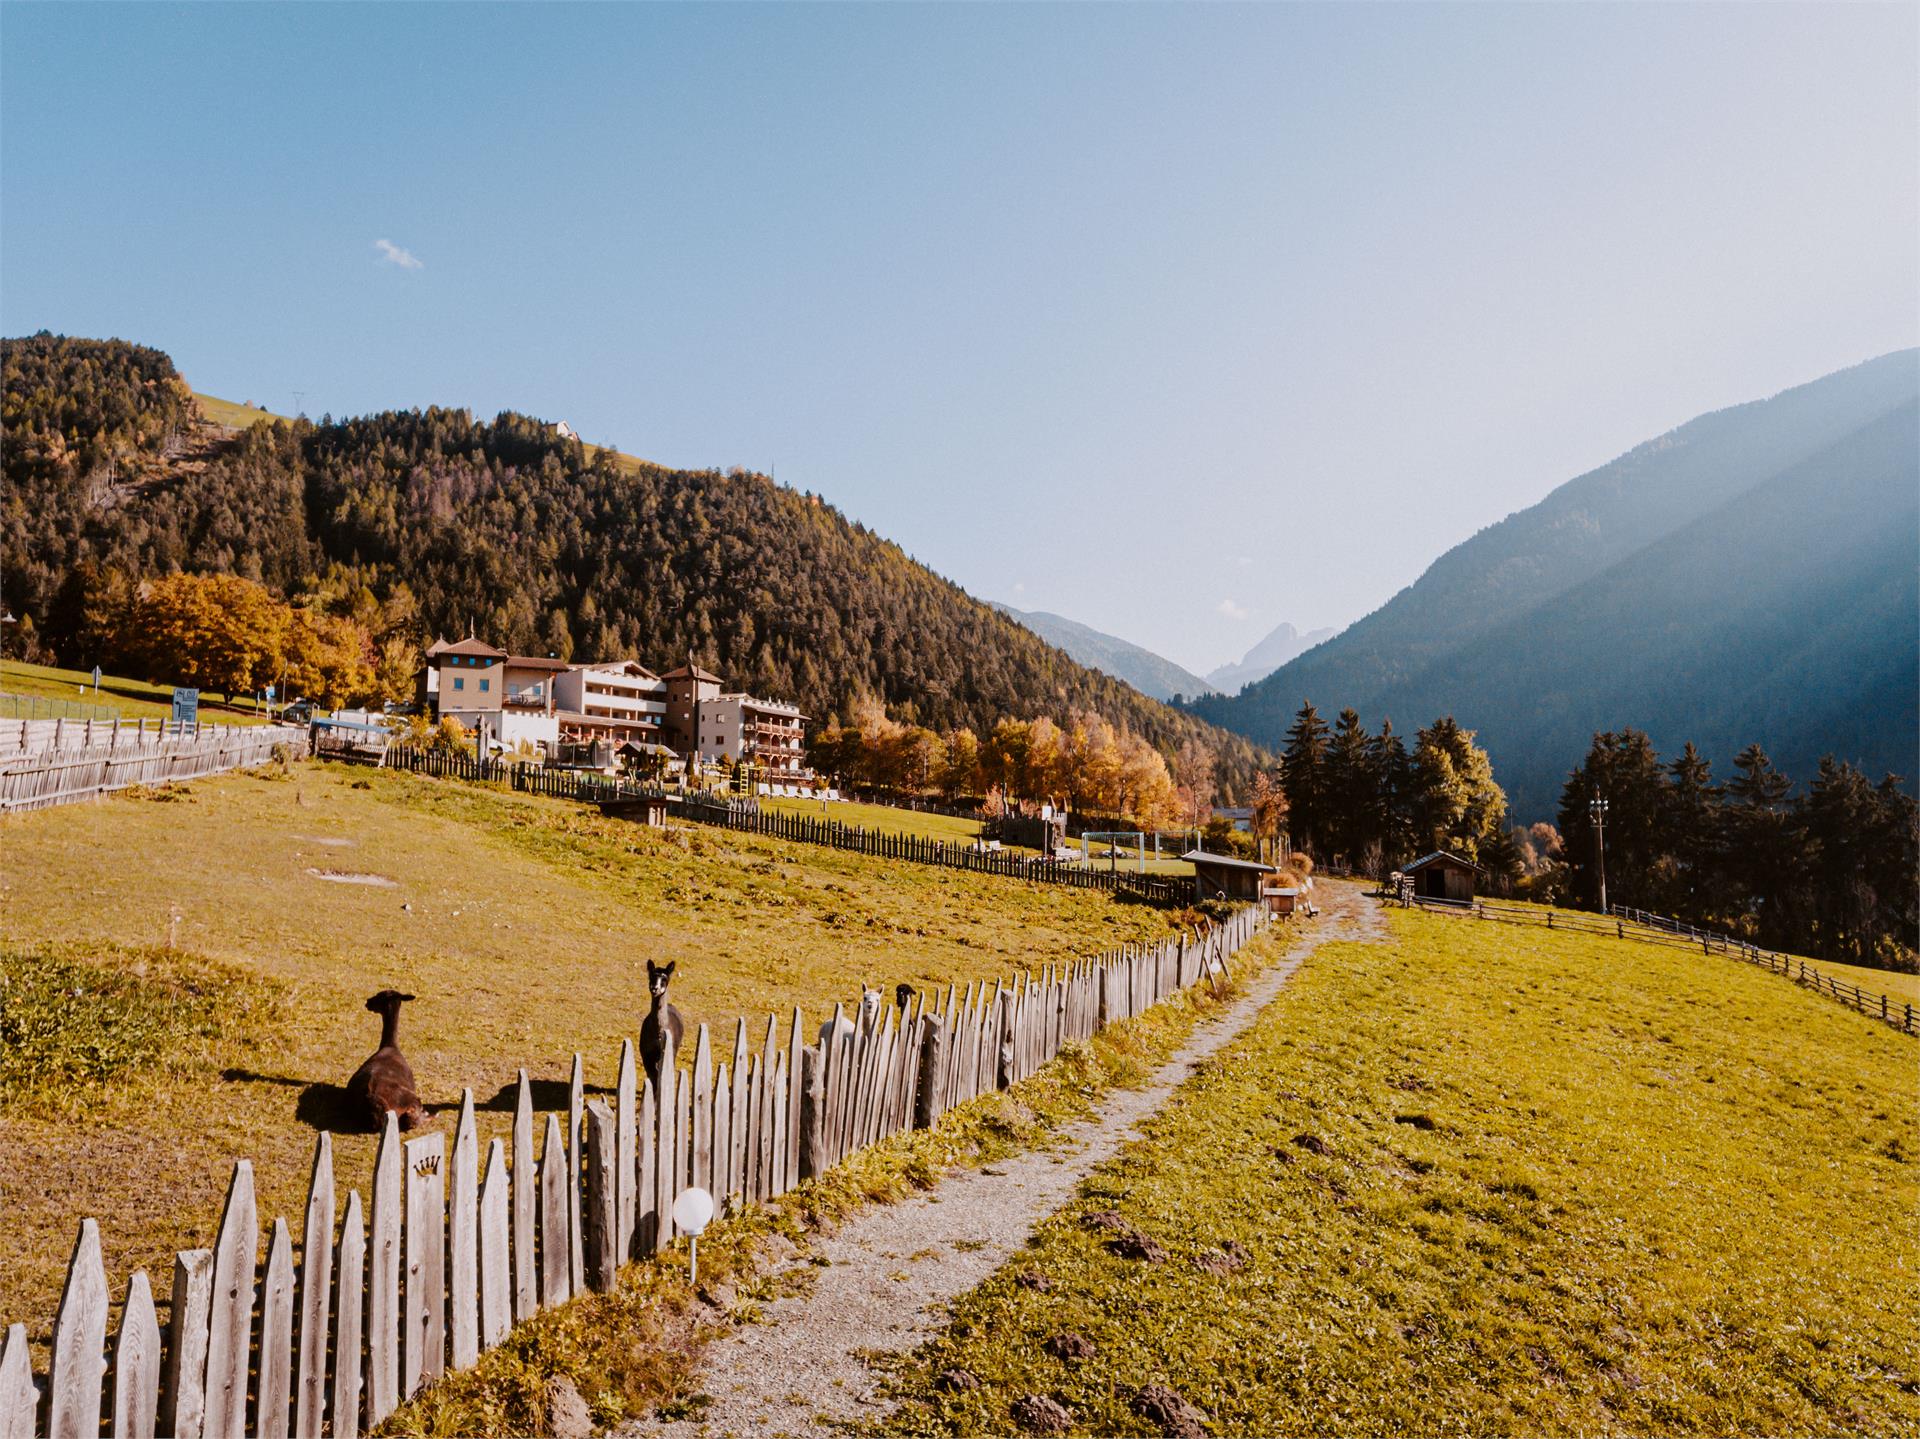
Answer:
[990,603,1215,702]
[1186,350,1920,819]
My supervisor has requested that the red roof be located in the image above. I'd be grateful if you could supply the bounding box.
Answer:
[504,656,571,672]
[662,664,722,682]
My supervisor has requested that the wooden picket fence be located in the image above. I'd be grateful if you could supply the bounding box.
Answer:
[0,908,1263,1438]
[0,726,295,814]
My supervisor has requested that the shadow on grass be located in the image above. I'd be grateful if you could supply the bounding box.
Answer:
[223,1068,617,1132]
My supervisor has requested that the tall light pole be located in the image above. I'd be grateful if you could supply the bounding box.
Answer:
[1589,794,1610,914]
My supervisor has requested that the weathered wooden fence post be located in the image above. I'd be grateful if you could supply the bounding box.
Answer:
[539,1115,572,1308]
[583,1101,619,1292]
[799,1045,826,1181]
[913,1015,945,1129]
[203,1162,257,1439]
[403,1131,446,1397]
[511,1072,537,1321]
[48,1219,107,1439]
[293,1136,333,1439]
[162,1250,213,1439]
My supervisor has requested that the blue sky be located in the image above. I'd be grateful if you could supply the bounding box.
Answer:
[4,2,1914,675]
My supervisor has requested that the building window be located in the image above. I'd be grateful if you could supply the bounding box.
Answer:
[453,677,465,691]
[480,678,490,692]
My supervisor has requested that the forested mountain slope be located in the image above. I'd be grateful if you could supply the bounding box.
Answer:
[2,333,1268,794]
[1187,350,1920,818]
[990,603,1214,702]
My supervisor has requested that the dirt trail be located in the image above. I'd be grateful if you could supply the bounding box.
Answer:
[628,886,1386,1439]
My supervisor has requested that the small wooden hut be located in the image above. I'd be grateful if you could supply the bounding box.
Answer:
[1402,850,1484,904]
[1183,849,1277,904]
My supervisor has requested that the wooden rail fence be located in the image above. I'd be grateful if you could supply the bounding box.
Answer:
[0,908,1263,1437]
[1609,903,1916,1036]
[1401,892,1914,1036]
[0,726,295,814]
[368,746,1194,905]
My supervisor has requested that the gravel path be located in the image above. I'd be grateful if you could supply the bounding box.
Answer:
[627,887,1385,1439]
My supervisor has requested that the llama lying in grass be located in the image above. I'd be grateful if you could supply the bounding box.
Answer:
[346,990,428,1132]
[639,959,685,1082]
[819,984,884,1045]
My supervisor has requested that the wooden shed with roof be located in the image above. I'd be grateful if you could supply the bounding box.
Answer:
[1402,850,1485,904]
[1182,849,1277,905]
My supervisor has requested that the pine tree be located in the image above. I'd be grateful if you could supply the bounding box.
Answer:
[1325,707,1374,864]
[1281,701,1331,858]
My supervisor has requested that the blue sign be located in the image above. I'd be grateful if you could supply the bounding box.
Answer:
[171,687,199,726]
[264,684,276,701]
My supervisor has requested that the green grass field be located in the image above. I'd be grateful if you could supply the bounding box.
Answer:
[887,904,1919,1436]
[193,392,285,430]
[1,659,275,725]
[0,764,1183,1340]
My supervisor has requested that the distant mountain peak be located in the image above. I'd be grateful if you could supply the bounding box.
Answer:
[1206,620,1338,693]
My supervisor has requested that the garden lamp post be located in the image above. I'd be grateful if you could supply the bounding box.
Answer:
[1589,794,1610,914]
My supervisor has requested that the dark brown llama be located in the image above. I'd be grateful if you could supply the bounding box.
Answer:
[345,989,428,1132]
[639,959,685,1082]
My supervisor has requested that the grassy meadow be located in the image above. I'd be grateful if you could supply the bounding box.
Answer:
[0,763,1183,1340]
[887,904,1920,1437]
[0,658,276,725]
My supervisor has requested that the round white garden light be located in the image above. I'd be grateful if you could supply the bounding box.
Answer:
[673,1186,715,1284]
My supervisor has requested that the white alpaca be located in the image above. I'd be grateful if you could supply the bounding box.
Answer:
[819,984,883,1045]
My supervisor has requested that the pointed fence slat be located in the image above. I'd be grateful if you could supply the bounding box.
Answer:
[161,1250,213,1439]
[567,1055,586,1294]
[1,1324,39,1439]
[583,1101,619,1292]
[691,1027,713,1193]
[616,1040,638,1261]
[653,1035,678,1245]
[448,1092,480,1369]
[49,1219,108,1439]
[711,1066,733,1211]
[293,1135,333,1439]
[539,1114,572,1308]
[478,1141,512,1347]
[365,1116,402,1428]
[110,1271,160,1439]
[202,1163,257,1439]
[403,1132,447,1396]
[785,1009,806,1190]
[637,1077,658,1257]
[332,1190,366,1439]
[254,1219,294,1439]
[511,1072,537,1321]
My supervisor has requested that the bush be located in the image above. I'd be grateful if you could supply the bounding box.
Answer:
[0,944,281,1109]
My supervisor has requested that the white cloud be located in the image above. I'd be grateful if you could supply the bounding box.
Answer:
[374,238,423,270]
[1012,581,1027,594]
[1216,598,1249,620]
